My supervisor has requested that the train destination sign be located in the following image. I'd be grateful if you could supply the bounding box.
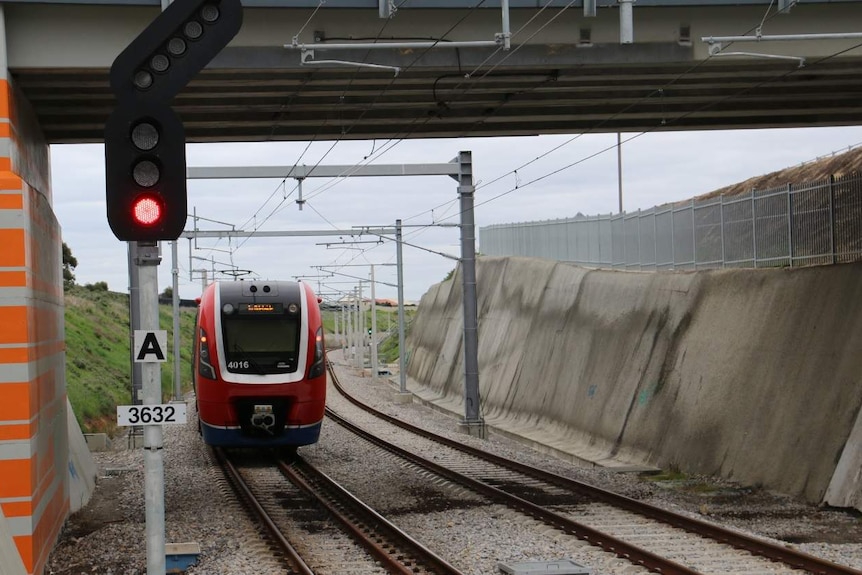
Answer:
[239,303,283,314]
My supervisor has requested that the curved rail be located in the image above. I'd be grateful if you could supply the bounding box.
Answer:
[327,362,861,575]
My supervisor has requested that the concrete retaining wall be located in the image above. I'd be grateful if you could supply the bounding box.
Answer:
[405,256,862,507]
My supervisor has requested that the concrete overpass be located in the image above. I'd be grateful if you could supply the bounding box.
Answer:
[5,0,862,143]
[1,1,862,573]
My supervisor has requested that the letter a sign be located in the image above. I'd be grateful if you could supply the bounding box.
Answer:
[134,330,168,363]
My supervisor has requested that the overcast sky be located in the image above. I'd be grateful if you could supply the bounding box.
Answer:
[51,125,862,303]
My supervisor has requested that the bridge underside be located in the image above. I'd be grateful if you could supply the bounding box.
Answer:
[14,44,862,144]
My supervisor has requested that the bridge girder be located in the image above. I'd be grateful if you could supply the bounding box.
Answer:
[7,3,862,143]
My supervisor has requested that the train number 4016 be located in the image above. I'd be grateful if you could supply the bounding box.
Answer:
[116,403,188,426]
[227,360,250,369]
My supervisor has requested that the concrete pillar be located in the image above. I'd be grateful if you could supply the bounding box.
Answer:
[0,6,70,574]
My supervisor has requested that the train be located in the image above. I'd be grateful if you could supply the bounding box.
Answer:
[192,279,326,448]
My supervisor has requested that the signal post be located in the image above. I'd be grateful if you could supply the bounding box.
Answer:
[104,0,242,572]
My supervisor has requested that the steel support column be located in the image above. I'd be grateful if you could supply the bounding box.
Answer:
[455,151,486,438]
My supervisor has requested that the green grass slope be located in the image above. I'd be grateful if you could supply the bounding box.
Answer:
[64,285,196,435]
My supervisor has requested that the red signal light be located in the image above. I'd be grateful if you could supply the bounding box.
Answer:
[132,194,163,226]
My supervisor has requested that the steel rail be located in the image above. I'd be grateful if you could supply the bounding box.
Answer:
[213,447,315,575]
[277,457,464,575]
[324,405,702,575]
[327,362,862,575]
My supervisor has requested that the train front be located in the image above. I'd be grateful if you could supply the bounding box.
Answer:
[196,280,326,447]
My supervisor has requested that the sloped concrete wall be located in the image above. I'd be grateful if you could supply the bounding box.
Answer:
[66,400,96,514]
[406,257,862,506]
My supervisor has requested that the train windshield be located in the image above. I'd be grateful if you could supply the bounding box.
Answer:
[222,316,301,374]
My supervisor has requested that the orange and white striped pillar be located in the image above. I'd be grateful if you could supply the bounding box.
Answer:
[0,5,70,574]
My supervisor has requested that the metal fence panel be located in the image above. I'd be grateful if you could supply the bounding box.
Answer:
[640,208,657,268]
[791,181,831,266]
[477,173,862,271]
[655,208,674,269]
[599,217,613,265]
[754,187,790,267]
[611,215,625,267]
[723,194,755,267]
[694,198,722,268]
[672,204,695,269]
[834,174,862,263]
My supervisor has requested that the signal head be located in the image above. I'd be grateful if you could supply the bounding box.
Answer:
[105,104,187,241]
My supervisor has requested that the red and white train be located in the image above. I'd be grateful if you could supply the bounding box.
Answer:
[192,280,326,448]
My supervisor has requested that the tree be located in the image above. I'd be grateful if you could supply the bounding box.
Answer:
[62,242,77,289]
[161,286,173,300]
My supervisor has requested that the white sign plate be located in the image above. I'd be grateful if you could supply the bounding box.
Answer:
[116,403,188,426]
[133,330,168,363]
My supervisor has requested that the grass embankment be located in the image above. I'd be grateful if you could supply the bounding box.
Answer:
[64,285,196,435]
[65,290,412,434]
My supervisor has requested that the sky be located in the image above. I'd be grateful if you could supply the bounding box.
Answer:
[51,125,862,303]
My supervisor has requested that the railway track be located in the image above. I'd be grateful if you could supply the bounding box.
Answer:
[214,446,464,574]
[325,361,861,575]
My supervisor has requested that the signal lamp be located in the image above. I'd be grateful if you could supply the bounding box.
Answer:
[132,195,164,227]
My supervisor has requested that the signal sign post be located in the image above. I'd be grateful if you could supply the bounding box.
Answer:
[104,1,242,573]
[133,242,167,575]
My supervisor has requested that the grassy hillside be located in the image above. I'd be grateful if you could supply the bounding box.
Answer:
[64,285,196,434]
[65,289,411,434]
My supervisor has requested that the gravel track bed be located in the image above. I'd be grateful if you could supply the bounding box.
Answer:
[48,355,862,574]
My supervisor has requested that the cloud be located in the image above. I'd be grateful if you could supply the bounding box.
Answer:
[51,125,862,302]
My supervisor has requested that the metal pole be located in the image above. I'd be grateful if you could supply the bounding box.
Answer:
[617,133,623,213]
[456,151,485,438]
[786,183,793,267]
[355,285,363,369]
[347,299,353,360]
[501,0,511,50]
[171,241,181,400]
[619,0,634,44]
[136,241,165,575]
[341,305,347,354]
[128,243,143,405]
[829,175,836,264]
[396,219,408,394]
[333,308,339,350]
[370,264,379,379]
[720,195,726,268]
[752,189,758,268]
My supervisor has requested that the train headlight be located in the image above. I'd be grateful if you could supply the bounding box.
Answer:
[198,327,216,380]
[307,326,325,379]
[222,303,234,315]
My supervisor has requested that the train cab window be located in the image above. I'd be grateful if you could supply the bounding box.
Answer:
[222,316,301,374]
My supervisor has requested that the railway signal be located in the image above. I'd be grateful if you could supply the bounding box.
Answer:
[105,103,187,241]
[104,0,242,241]
[109,0,243,104]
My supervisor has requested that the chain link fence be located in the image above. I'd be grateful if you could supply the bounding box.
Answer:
[479,174,862,270]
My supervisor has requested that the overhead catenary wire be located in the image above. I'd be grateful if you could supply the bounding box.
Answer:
[325,20,862,276]
[390,0,824,230]
[200,1,852,284]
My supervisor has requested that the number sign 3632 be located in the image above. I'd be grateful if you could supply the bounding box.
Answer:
[116,403,188,426]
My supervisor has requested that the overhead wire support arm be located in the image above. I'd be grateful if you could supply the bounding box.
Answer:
[702,32,862,44]
[182,228,397,239]
[286,0,511,66]
[700,31,862,67]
